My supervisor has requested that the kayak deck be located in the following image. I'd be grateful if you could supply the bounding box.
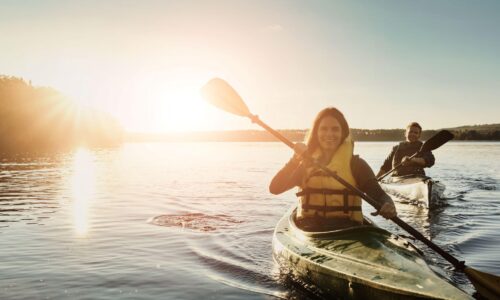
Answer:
[272,207,471,299]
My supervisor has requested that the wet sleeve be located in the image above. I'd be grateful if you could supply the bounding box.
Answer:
[269,158,305,195]
[353,157,394,206]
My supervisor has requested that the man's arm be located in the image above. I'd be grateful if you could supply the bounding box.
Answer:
[420,151,435,168]
[403,151,435,167]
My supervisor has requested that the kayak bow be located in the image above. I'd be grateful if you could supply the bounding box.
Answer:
[272,206,471,299]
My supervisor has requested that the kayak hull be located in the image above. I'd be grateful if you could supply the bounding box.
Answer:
[272,207,471,299]
[380,176,445,208]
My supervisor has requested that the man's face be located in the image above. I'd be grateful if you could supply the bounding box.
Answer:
[405,125,421,142]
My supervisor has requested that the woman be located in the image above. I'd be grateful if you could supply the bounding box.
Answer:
[269,107,396,229]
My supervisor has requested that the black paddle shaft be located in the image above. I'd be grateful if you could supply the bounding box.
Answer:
[250,115,465,270]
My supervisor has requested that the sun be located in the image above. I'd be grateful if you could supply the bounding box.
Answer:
[156,84,208,132]
[125,69,221,133]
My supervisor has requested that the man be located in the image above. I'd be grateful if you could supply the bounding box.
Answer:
[377,122,435,178]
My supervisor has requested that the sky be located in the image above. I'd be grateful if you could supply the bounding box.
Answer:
[1,0,499,132]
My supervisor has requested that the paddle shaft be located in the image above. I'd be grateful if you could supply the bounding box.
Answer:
[249,115,295,148]
[376,152,419,181]
[249,114,466,270]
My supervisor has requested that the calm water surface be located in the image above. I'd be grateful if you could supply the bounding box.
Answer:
[1,142,499,299]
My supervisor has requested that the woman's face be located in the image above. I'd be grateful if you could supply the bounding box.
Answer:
[317,116,342,152]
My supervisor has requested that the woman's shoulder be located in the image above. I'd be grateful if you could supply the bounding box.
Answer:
[350,154,366,167]
[350,155,374,177]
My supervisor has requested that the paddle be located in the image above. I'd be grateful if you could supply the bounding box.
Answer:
[376,130,454,181]
[201,77,500,299]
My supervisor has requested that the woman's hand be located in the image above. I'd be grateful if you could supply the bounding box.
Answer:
[371,202,397,219]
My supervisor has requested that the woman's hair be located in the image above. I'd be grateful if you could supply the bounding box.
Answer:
[305,107,349,152]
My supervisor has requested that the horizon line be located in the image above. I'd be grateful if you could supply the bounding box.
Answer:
[125,123,500,135]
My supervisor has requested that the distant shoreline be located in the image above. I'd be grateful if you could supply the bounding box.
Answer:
[126,125,500,142]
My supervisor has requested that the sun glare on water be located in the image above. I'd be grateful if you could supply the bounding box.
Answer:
[70,148,96,237]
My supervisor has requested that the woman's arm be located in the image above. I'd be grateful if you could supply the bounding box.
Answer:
[269,143,308,195]
[353,157,397,218]
[269,157,304,195]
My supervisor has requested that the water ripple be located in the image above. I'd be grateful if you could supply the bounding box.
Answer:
[148,213,244,232]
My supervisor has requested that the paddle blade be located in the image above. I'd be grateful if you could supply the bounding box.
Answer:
[420,130,454,153]
[465,267,500,299]
[201,78,252,117]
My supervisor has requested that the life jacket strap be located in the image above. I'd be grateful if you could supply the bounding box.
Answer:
[297,188,360,214]
[300,204,362,212]
[296,188,357,197]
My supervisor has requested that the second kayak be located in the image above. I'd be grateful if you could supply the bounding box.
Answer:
[380,175,445,209]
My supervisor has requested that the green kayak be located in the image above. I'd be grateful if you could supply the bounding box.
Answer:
[272,206,472,299]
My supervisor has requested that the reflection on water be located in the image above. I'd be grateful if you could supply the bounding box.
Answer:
[0,142,499,299]
[0,155,64,228]
[69,148,96,236]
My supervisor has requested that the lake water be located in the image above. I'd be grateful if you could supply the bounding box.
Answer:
[1,142,499,299]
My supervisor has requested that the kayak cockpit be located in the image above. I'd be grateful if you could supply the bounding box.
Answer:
[288,208,392,240]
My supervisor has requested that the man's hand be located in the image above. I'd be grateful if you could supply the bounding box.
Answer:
[402,156,426,167]
[401,156,412,166]
[371,202,397,219]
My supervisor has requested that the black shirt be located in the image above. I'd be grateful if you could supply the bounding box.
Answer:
[379,141,435,177]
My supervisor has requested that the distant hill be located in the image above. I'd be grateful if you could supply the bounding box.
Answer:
[444,124,500,132]
[442,124,500,140]
[0,75,123,154]
[351,124,500,141]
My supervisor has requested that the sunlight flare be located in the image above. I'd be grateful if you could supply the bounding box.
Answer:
[157,84,208,132]
[70,148,96,236]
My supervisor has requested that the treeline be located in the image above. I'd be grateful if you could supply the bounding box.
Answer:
[351,128,500,141]
[0,75,123,154]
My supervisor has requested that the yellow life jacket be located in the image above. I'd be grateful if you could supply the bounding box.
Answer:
[296,136,363,223]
